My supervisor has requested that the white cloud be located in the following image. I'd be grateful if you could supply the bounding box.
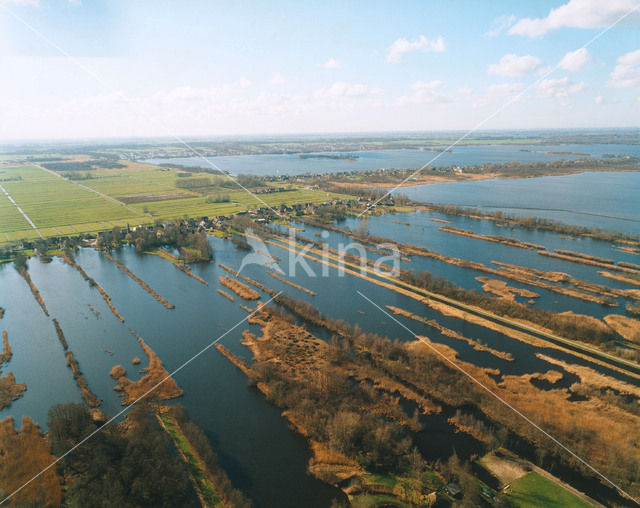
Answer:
[322,58,341,69]
[487,82,526,96]
[314,81,383,99]
[488,54,542,77]
[411,80,444,91]
[608,49,640,88]
[595,95,604,104]
[536,77,585,98]
[386,35,445,63]
[270,72,286,85]
[456,86,473,95]
[238,77,252,89]
[509,0,640,37]
[558,48,591,72]
[484,14,517,36]
[398,80,451,105]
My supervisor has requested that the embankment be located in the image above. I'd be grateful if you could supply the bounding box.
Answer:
[604,315,640,344]
[476,277,539,303]
[536,353,640,399]
[599,271,640,288]
[16,266,49,316]
[217,289,235,302]
[1,330,12,363]
[268,271,316,295]
[215,344,252,377]
[65,351,102,408]
[291,224,618,306]
[112,334,183,405]
[104,252,174,309]
[264,236,640,375]
[61,251,125,322]
[539,250,640,275]
[52,318,68,350]
[555,249,614,264]
[439,226,545,250]
[220,264,277,296]
[219,275,260,300]
[386,305,513,361]
[173,263,208,285]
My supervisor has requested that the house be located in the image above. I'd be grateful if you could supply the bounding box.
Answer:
[446,483,462,498]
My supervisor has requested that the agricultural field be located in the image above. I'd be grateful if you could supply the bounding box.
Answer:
[507,473,593,508]
[0,164,147,241]
[0,160,349,244]
[0,186,32,242]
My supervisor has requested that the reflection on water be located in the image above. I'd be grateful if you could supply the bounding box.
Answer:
[1,200,639,506]
[144,144,640,177]
[396,171,640,234]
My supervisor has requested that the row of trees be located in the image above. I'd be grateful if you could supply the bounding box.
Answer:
[42,160,125,172]
[47,403,198,508]
[398,268,612,345]
[420,202,640,244]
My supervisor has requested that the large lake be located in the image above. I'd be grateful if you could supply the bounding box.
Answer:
[145,143,640,176]
[394,171,640,235]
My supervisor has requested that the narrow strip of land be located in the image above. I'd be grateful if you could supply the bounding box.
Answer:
[0,183,42,238]
[104,252,174,309]
[262,234,640,375]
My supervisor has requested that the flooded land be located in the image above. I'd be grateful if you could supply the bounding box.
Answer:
[1,152,640,507]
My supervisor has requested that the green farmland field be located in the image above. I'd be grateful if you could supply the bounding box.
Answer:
[0,164,146,227]
[0,162,351,244]
[507,473,593,508]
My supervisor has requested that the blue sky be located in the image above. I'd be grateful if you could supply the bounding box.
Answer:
[0,0,638,139]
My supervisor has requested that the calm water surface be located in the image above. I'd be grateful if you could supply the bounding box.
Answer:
[1,205,639,506]
[145,144,640,176]
[395,171,640,235]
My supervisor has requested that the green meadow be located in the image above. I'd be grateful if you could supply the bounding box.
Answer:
[508,473,593,508]
[0,161,349,244]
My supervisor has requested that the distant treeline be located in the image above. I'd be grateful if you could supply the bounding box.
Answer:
[307,155,640,190]
[175,177,213,189]
[397,268,612,346]
[480,155,640,177]
[42,160,125,172]
[66,171,95,180]
[420,203,640,244]
[205,193,230,203]
[172,173,267,192]
[159,163,226,175]
[24,157,66,163]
